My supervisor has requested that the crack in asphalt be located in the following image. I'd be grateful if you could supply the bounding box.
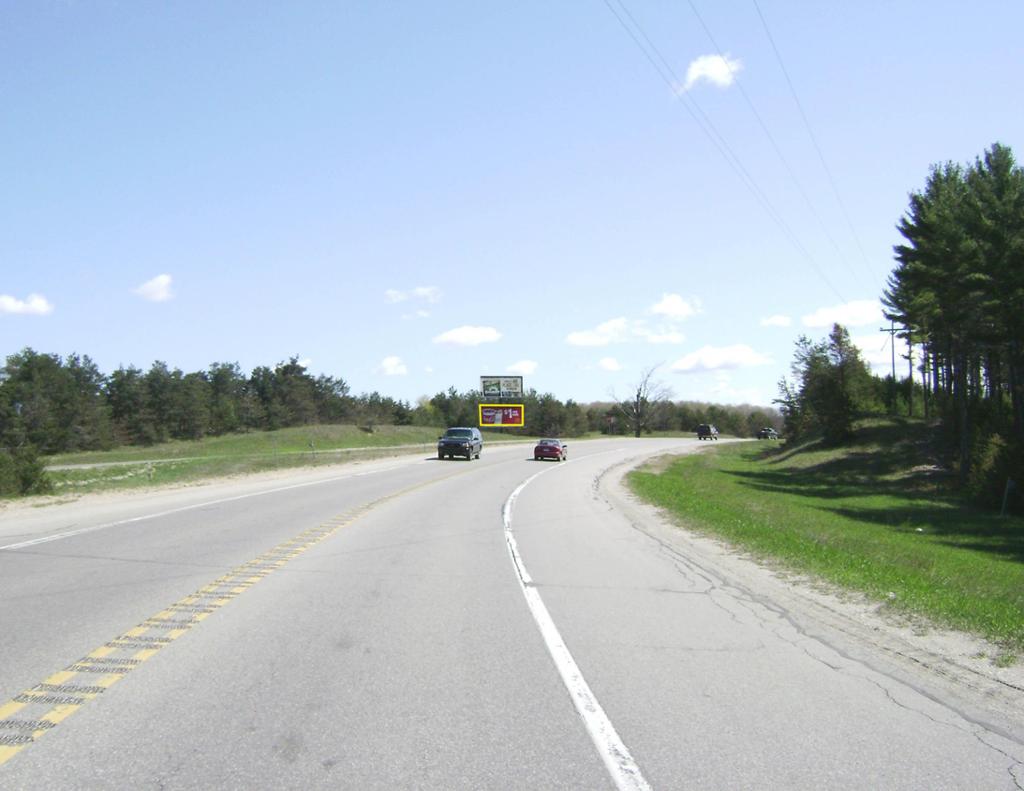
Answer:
[590,460,1024,776]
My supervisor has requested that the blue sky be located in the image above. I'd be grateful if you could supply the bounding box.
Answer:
[3,1,1022,407]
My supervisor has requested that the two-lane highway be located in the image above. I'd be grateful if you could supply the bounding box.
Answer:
[2,439,1022,789]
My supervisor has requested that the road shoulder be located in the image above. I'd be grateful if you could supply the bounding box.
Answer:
[600,450,1024,743]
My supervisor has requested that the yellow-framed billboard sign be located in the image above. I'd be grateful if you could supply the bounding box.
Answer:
[479,404,524,427]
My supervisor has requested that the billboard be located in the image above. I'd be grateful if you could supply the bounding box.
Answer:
[478,404,525,427]
[480,376,523,399]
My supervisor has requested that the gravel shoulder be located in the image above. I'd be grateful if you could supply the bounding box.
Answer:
[603,451,1024,743]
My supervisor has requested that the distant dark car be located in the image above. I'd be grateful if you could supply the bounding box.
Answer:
[696,424,719,441]
[534,438,567,461]
[757,427,779,439]
[437,427,482,460]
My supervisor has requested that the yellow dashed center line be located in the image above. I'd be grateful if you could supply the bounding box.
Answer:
[0,468,470,767]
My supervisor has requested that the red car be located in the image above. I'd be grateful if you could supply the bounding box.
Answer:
[534,438,568,461]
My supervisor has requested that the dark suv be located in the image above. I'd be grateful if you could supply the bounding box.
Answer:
[696,423,719,441]
[437,427,482,460]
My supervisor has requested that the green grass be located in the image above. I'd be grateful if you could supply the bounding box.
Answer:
[48,424,450,465]
[628,420,1024,653]
[39,424,534,497]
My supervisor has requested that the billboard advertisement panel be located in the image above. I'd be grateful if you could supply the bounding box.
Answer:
[480,376,523,398]
[478,404,524,427]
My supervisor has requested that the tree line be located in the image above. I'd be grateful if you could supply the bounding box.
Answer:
[0,348,782,461]
[0,350,408,455]
[883,142,1023,499]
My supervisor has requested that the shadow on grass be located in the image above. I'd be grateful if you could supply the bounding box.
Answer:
[827,505,1024,563]
[721,420,1024,564]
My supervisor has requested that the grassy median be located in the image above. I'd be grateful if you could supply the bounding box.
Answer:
[40,424,531,496]
[628,422,1024,657]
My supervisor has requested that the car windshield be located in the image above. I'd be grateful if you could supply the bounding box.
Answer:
[445,429,472,438]
[539,439,558,445]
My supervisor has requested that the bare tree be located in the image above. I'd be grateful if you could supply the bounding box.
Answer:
[612,365,673,438]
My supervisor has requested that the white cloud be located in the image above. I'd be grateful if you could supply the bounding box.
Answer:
[402,309,431,320]
[650,293,700,320]
[567,317,685,347]
[850,333,899,372]
[387,285,442,304]
[298,358,313,368]
[412,286,442,303]
[0,293,54,316]
[507,359,537,375]
[639,328,686,344]
[670,344,771,373]
[703,371,772,406]
[566,317,630,347]
[802,300,882,329]
[433,325,502,346]
[599,357,622,372]
[681,54,742,92]
[760,314,792,327]
[135,274,173,302]
[377,355,408,376]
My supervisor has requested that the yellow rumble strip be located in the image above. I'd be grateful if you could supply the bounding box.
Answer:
[0,468,467,767]
[0,508,367,766]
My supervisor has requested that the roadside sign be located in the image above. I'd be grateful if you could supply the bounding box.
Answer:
[480,376,523,399]
[478,404,524,427]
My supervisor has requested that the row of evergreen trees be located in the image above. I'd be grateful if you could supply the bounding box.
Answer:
[884,142,1023,496]
[0,350,403,453]
[0,348,782,459]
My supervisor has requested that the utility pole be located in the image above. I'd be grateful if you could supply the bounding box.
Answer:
[905,329,914,417]
[880,321,898,413]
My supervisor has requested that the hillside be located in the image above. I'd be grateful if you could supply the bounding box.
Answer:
[629,418,1024,656]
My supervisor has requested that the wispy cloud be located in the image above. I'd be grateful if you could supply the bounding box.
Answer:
[377,355,408,375]
[567,316,685,347]
[507,359,537,375]
[135,274,173,302]
[386,286,442,304]
[433,326,502,346]
[680,54,742,92]
[802,300,882,328]
[402,309,431,321]
[638,328,686,344]
[649,293,700,320]
[760,314,792,327]
[599,357,622,372]
[670,344,771,373]
[566,318,630,347]
[702,371,771,406]
[0,293,54,316]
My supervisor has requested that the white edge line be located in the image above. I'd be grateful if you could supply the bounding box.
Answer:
[0,462,415,551]
[503,460,653,791]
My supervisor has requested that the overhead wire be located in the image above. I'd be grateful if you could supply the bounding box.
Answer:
[752,0,879,281]
[601,0,846,302]
[685,0,870,285]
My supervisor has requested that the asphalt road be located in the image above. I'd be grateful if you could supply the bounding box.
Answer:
[1,438,1022,789]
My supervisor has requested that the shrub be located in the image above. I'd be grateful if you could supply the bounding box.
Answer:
[0,447,53,496]
[967,434,1024,511]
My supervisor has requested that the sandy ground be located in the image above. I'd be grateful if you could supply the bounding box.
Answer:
[600,455,1024,740]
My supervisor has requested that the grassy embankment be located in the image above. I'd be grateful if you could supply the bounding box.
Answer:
[629,419,1024,659]
[42,424,531,496]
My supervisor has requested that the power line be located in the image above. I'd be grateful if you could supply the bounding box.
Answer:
[602,0,846,302]
[685,0,868,286]
[752,0,879,282]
